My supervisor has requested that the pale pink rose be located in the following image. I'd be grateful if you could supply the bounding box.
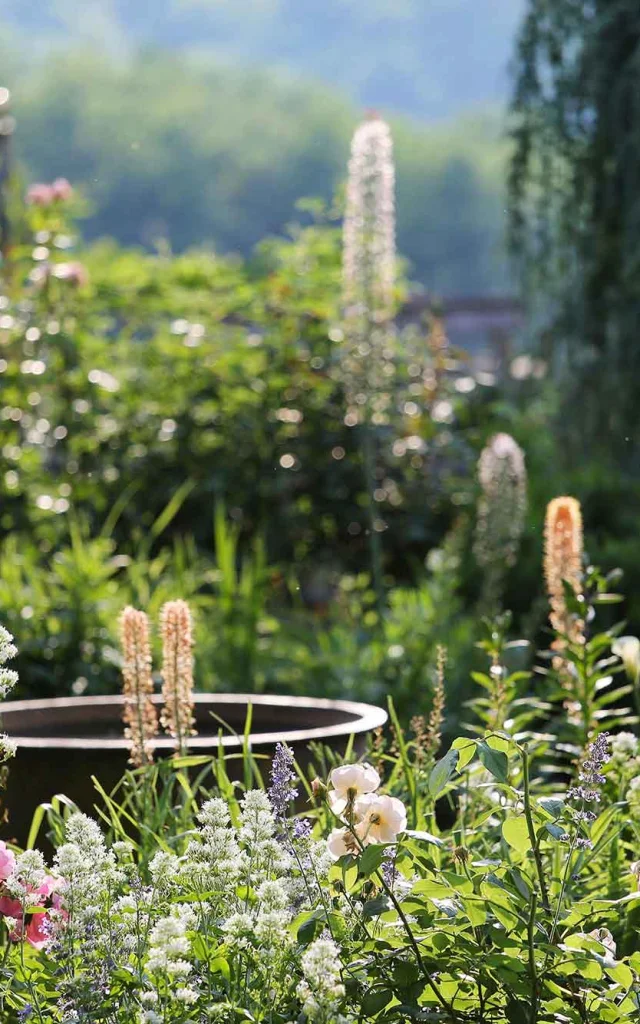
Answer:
[0,840,15,882]
[354,794,407,844]
[327,827,357,861]
[26,184,54,206]
[51,178,73,202]
[327,763,380,816]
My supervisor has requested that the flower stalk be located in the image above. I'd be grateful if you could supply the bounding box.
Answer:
[119,607,158,767]
[159,600,196,756]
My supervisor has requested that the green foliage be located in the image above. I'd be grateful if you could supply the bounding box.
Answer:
[0,189,490,711]
[5,685,640,1022]
[509,0,640,443]
[2,48,510,292]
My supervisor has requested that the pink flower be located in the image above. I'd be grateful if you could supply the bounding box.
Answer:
[51,178,73,202]
[0,841,15,882]
[26,911,52,949]
[0,895,22,919]
[34,875,59,901]
[0,895,24,941]
[26,184,54,206]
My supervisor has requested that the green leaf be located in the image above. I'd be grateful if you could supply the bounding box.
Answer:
[297,910,325,944]
[362,988,393,1015]
[359,844,388,878]
[538,797,564,820]
[428,747,459,797]
[362,896,390,919]
[545,823,567,840]
[505,1000,531,1024]
[405,829,444,847]
[606,963,634,989]
[502,817,531,856]
[478,741,509,783]
[451,737,477,770]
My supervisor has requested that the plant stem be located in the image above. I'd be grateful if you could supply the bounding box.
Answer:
[527,892,539,1023]
[522,745,551,914]
[360,421,383,613]
[374,866,461,1021]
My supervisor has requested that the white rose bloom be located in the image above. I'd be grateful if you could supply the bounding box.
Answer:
[327,763,380,815]
[327,828,357,861]
[354,794,407,844]
[613,636,640,682]
[588,927,616,959]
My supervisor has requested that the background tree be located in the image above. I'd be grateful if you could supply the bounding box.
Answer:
[509,0,640,451]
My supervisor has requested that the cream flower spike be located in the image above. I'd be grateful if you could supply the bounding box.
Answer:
[327,763,380,816]
[354,793,407,845]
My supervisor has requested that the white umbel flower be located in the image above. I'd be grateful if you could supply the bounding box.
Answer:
[297,936,346,1022]
[147,905,196,976]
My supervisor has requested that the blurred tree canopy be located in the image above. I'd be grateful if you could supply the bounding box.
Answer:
[1,0,524,119]
[2,49,510,295]
[509,0,640,449]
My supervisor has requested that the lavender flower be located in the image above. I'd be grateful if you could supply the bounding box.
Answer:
[293,818,313,841]
[268,743,298,828]
[381,849,398,889]
[566,733,610,845]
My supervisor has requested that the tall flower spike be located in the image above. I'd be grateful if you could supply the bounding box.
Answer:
[342,115,396,417]
[119,607,158,767]
[159,600,196,755]
[343,115,395,319]
[474,433,527,606]
[544,496,585,663]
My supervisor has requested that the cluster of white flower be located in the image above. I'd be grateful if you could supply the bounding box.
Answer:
[611,731,639,761]
[0,624,18,699]
[297,936,349,1024]
[54,813,123,929]
[4,787,360,1021]
[180,796,241,894]
[325,764,407,860]
[146,903,196,977]
[238,790,292,887]
[0,624,18,762]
